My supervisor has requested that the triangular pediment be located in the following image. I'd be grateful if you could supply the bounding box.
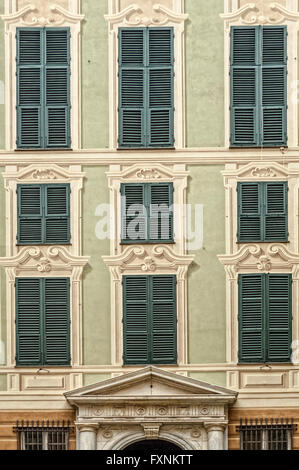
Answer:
[65,366,237,402]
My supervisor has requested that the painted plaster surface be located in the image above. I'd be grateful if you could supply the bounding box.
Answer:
[190,372,227,388]
[83,373,111,386]
[0,1,4,149]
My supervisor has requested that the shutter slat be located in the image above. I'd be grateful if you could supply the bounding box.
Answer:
[238,183,262,241]
[18,186,42,244]
[265,182,288,241]
[149,184,173,241]
[121,184,146,241]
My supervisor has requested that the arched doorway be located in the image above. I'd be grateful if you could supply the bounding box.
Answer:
[124,440,182,452]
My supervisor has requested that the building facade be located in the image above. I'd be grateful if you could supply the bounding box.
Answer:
[0,0,298,451]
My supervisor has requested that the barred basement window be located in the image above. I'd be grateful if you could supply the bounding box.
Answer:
[14,420,73,450]
[237,418,297,450]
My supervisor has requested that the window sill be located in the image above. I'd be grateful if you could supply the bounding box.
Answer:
[117,147,176,151]
[14,148,73,152]
[120,241,175,245]
[16,243,72,246]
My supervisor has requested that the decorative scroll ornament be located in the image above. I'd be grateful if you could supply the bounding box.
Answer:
[1,3,85,26]
[251,167,277,177]
[221,2,299,25]
[136,169,161,180]
[257,255,272,271]
[105,3,188,27]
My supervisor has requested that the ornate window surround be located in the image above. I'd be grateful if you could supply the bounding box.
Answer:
[1,0,84,151]
[221,0,299,149]
[0,164,89,368]
[104,0,188,150]
[102,163,194,366]
[218,161,299,363]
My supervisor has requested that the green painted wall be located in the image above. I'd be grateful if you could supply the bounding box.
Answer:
[83,374,111,386]
[190,372,226,388]
[0,2,4,149]
[187,166,226,364]
[82,167,111,365]
[81,0,109,149]
[0,375,6,391]
[185,0,224,147]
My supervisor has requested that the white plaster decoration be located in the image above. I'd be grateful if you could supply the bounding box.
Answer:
[65,367,236,450]
[104,163,193,367]
[2,0,84,150]
[221,0,299,148]
[205,424,226,451]
[105,0,188,150]
[78,424,99,451]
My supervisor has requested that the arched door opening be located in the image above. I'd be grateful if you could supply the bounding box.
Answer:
[124,440,182,452]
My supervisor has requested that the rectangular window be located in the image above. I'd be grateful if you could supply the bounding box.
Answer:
[230,26,287,147]
[17,27,71,149]
[123,275,177,365]
[17,184,70,244]
[238,418,296,450]
[238,274,292,363]
[237,182,288,242]
[118,27,174,148]
[16,278,70,366]
[14,420,72,450]
[121,183,173,243]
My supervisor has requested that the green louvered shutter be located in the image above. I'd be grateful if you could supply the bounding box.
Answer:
[119,28,146,147]
[121,184,147,241]
[45,184,70,243]
[45,28,70,148]
[17,29,42,148]
[239,274,265,362]
[123,276,150,364]
[18,185,43,244]
[16,278,42,365]
[151,275,177,364]
[261,27,287,146]
[264,182,288,241]
[148,28,174,147]
[44,278,70,365]
[231,27,258,146]
[238,182,262,241]
[149,183,173,241]
[267,274,291,362]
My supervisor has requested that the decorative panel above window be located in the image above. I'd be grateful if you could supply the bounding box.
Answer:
[118,27,174,148]
[238,273,292,364]
[123,275,177,365]
[237,181,288,242]
[16,27,71,149]
[16,277,70,366]
[121,182,173,243]
[17,184,70,244]
[230,26,287,147]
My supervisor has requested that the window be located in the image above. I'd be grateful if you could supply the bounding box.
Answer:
[14,420,72,450]
[17,27,70,149]
[237,182,288,242]
[118,27,174,148]
[238,274,292,363]
[16,278,70,366]
[17,184,70,244]
[230,26,287,147]
[123,275,177,365]
[121,183,173,243]
[238,418,296,450]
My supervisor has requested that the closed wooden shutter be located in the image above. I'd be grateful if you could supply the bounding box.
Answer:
[17,27,70,149]
[239,275,265,363]
[230,26,287,147]
[18,185,43,244]
[45,184,70,243]
[267,274,291,362]
[121,184,147,241]
[16,278,42,365]
[123,276,150,364]
[119,27,174,148]
[151,275,177,364]
[238,182,262,241]
[44,278,70,365]
[265,182,288,241]
[149,183,173,241]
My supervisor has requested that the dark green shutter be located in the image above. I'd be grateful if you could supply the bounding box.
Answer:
[18,185,43,244]
[44,278,70,365]
[267,274,291,362]
[17,27,70,149]
[45,184,70,243]
[121,184,146,241]
[123,276,150,364]
[151,275,177,364]
[239,274,265,362]
[17,29,42,148]
[264,182,288,241]
[16,278,42,365]
[119,27,174,148]
[238,182,262,241]
[261,27,287,146]
[230,26,287,147]
[149,183,173,241]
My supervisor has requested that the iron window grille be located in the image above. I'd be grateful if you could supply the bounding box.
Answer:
[14,420,73,450]
[237,418,297,450]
